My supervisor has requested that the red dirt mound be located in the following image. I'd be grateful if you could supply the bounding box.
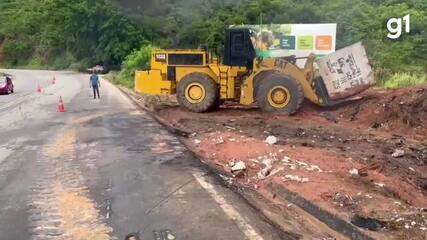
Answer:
[332,86,427,137]
[151,85,426,238]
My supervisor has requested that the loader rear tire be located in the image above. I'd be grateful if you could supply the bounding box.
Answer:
[256,73,304,115]
[177,73,219,113]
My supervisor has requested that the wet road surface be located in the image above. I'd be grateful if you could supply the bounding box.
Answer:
[0,70,284,240]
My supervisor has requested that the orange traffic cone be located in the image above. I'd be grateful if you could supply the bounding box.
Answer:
[57,96,66,112]
[52,76,56,84]
[37,84,43,93]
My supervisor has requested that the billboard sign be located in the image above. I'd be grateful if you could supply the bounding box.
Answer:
[232,24,337,59]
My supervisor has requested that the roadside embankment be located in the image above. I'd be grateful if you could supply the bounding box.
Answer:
[116,81,427,240]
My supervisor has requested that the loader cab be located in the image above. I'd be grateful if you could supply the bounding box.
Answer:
[224,28,256,69]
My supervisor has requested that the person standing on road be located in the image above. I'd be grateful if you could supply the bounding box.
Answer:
[90,71,101,99]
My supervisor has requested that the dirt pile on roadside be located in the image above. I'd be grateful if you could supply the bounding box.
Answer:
[335,86,427,132]
[151,85,426,239]
[117,86,179,111]
[173,116,427,239]
[382,88,427,127]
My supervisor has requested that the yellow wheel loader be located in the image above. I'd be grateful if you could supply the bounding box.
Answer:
[135,28,373,114]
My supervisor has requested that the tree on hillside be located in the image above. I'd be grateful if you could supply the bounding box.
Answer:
[0,0,146,68]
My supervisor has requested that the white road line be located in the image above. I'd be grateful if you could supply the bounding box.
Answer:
[192,173,265,240]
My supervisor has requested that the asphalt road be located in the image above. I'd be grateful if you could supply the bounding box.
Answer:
[0,70,284,240]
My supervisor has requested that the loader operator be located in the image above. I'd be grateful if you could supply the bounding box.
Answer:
[90,71,101,99]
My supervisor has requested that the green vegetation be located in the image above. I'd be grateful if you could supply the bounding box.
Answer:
[381,72,427,89]
[0,0,146,69]
[0,0,426,88]
[112,45,154,88]
[115,0,427,88]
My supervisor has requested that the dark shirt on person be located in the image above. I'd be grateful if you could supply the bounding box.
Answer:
[90,74,100,87]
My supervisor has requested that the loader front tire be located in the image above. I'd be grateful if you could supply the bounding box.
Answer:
[256,73,304,115]
[177,73,219,113]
